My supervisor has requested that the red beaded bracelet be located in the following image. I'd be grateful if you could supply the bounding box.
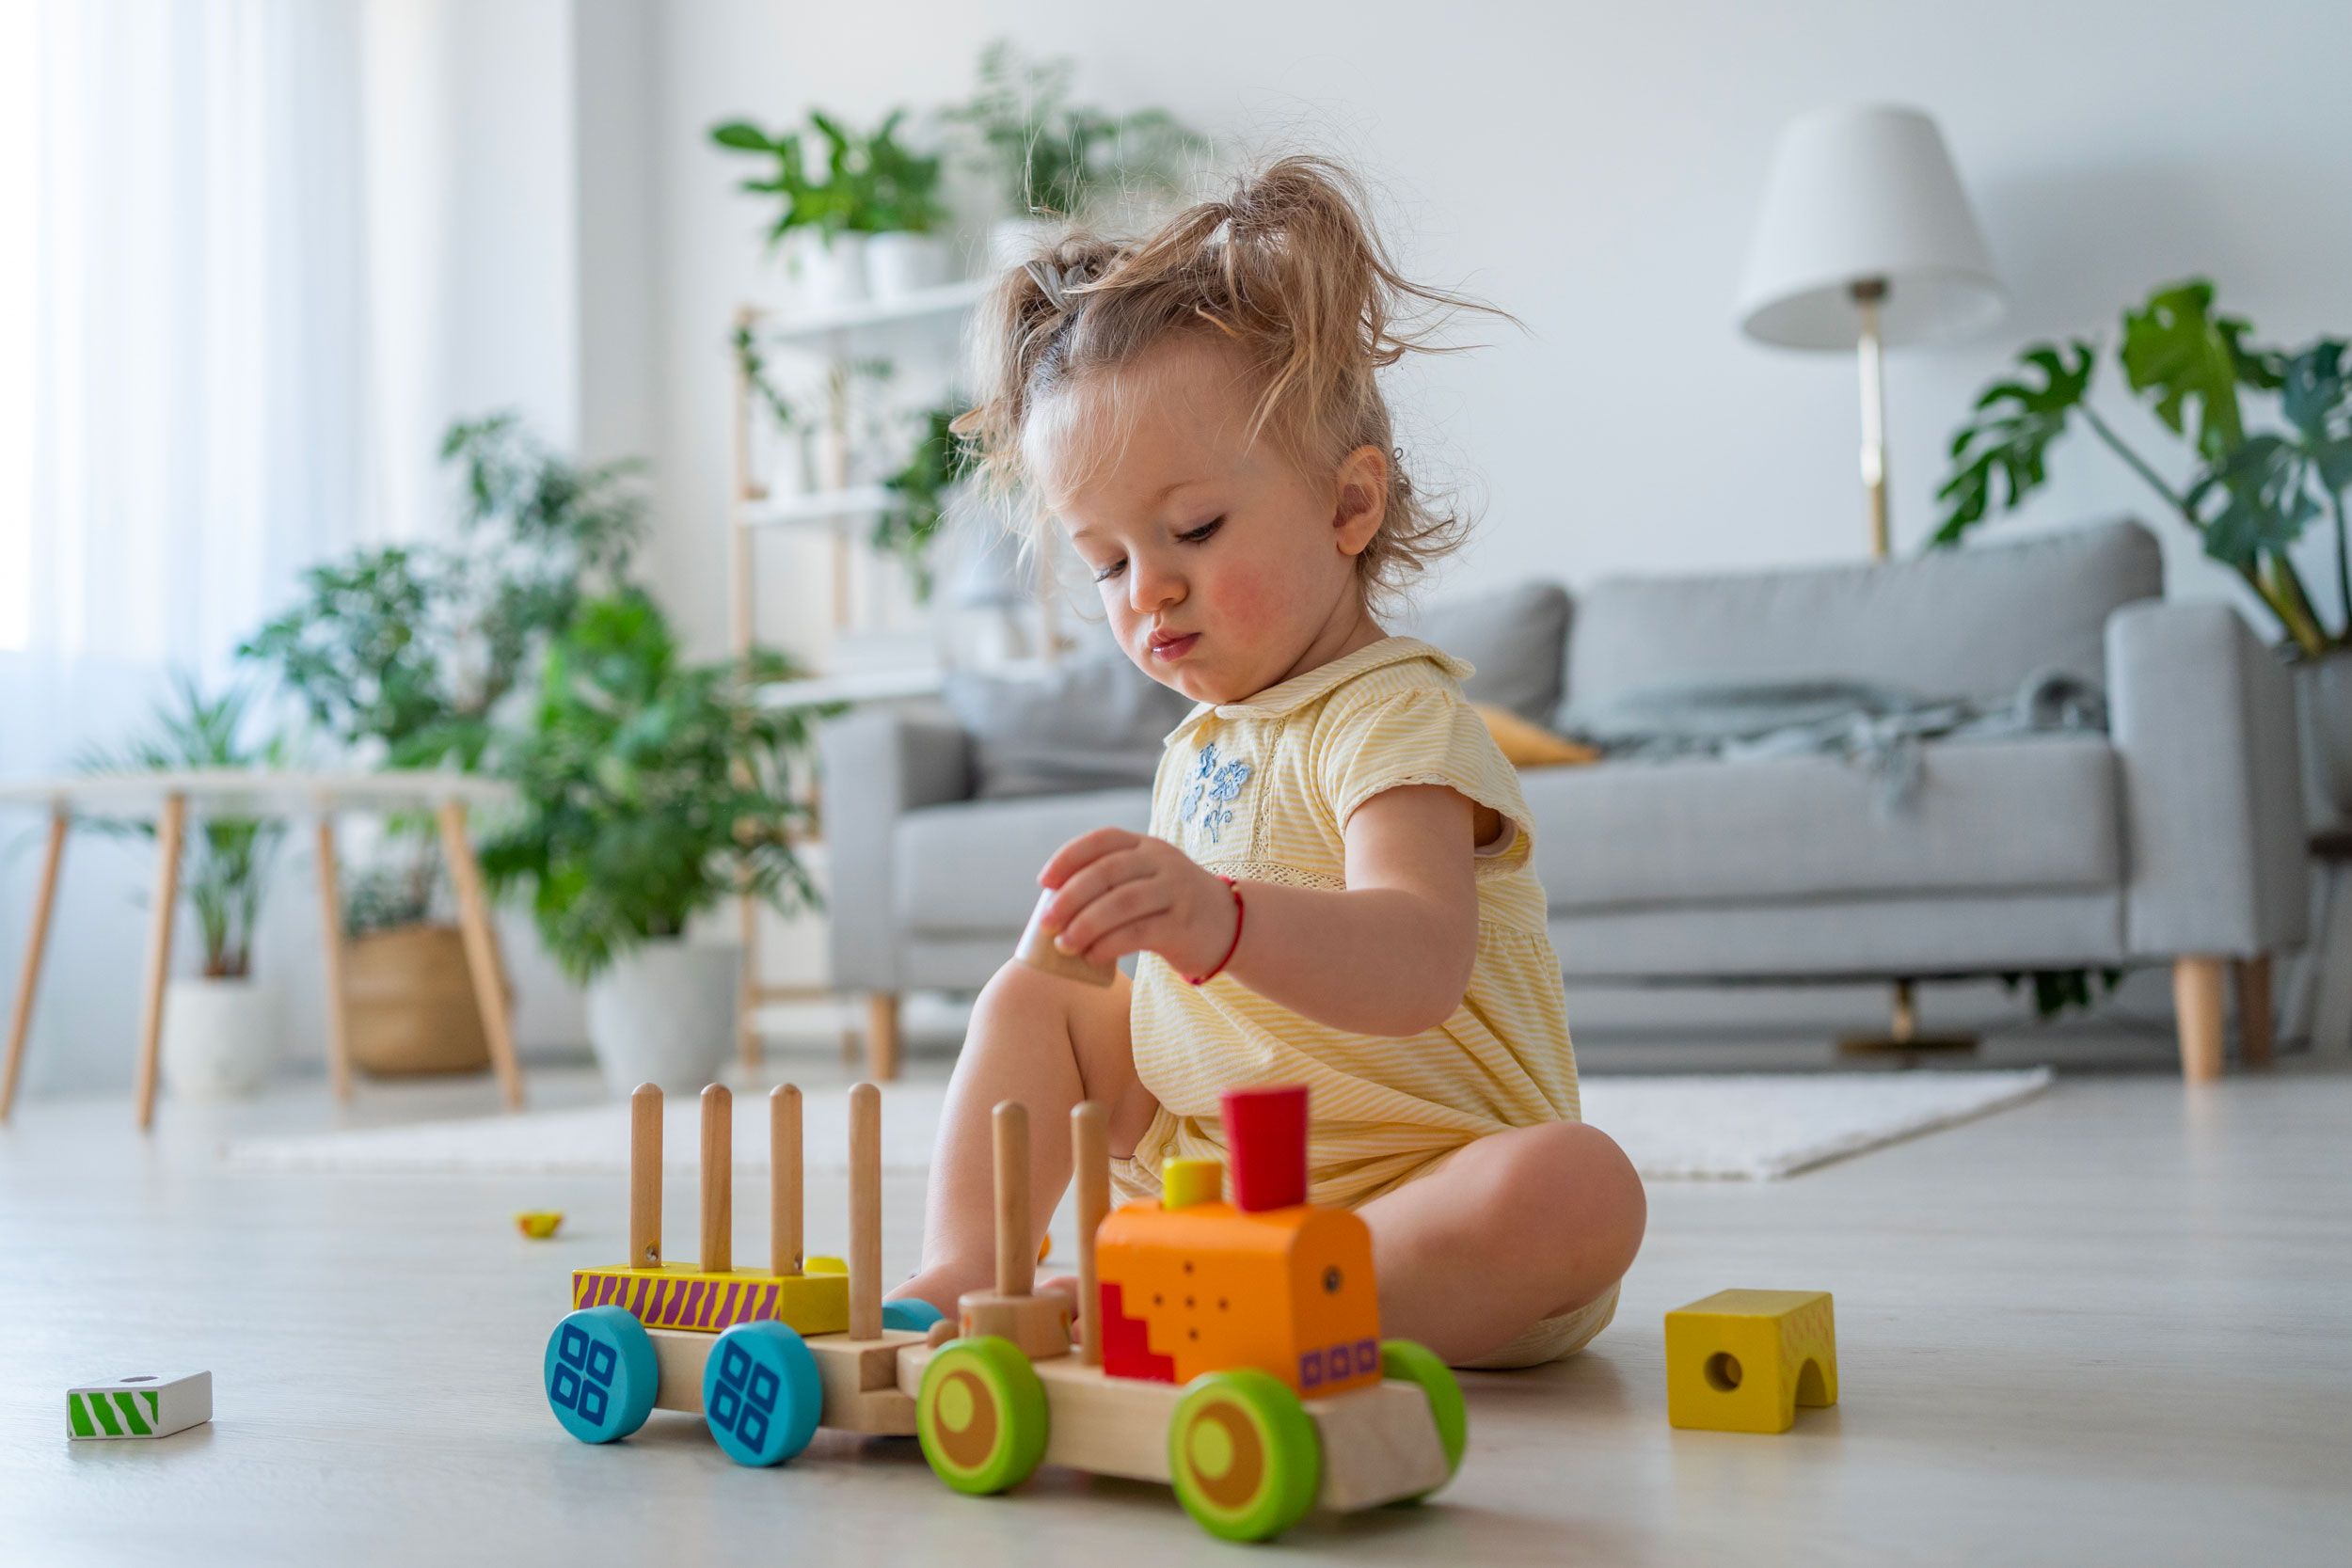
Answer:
[1186,875,1244,986]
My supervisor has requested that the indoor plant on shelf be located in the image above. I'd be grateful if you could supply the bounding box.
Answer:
[79,675,289,1099]
[943,39,1211,263]
[1933,278,2352,813]
[478,589,829,1092]
[239,413,643,1073]
[709,108,953,310]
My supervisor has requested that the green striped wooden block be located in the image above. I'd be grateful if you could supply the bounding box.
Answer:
[65,1371,211,1440]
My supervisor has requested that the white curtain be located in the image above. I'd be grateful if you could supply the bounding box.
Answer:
[2,0,376,759]
[0,0,586,1098]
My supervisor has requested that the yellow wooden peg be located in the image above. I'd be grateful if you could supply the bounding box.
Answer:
[1664,1289,1837,1433]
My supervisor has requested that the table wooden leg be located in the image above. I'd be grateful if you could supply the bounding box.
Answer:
[134,795,187,1131]
[2233,955,2274,1068]
[314,816,354,1102]
[1,809,70,1123]
[437,800,524,1110]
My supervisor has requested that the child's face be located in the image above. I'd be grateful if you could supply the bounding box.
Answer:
[1046,335,1387,706]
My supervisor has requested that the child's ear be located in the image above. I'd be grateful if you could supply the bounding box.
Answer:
[1330,444,1389,558]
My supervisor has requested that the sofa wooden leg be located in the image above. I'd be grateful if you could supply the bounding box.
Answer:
[2233,956,2274,1068]
[2173,957,2227,1083]
[865,992,901,1083]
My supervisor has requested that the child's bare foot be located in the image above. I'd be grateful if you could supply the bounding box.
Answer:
[886,1269,1089,1344]
[885,1263,989,1321]
[1038,1274,1086,1345]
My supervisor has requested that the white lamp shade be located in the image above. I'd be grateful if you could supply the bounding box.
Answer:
[1736,103,2004,351]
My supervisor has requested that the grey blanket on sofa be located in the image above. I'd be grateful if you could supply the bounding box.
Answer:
[1560,669,2109,811]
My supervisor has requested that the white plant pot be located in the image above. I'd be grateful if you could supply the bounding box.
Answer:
[583,940,740,1095]
[865,231,956,301]
[782,229,868,315]
[162,978,281,1101]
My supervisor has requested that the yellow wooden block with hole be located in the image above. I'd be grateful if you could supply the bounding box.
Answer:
[1664,1289,1837,1433]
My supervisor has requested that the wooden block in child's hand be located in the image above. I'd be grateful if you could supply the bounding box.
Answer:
[1015,889,1116,987]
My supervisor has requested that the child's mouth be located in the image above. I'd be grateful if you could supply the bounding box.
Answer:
[1150,631,1200,662]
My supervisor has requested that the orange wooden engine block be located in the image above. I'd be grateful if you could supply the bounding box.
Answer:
[1093,1085,1383,1398]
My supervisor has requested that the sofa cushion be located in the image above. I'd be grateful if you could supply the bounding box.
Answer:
[1563,519,2160,716]
[941,655,1193,800]
[1520,736,2122,911]
[895,786,1154,934]
[1395,581,1571,724]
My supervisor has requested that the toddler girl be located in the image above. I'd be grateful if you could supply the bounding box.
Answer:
[888,154,1645,1367]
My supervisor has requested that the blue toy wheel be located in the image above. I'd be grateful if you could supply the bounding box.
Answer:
[702,1320,824,1466]
[882,1298,946,1333]
[545,1306,658,1444]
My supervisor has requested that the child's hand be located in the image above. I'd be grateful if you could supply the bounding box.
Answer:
[1036,829,1237,975]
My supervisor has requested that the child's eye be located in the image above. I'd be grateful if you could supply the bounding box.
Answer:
[1178,516,1225,545]
[1093,558,1127,582]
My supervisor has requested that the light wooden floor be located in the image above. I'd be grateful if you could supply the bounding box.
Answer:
[2,1052,2347,1566]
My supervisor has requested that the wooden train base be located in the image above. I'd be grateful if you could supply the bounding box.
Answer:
[543,1081,943,1464]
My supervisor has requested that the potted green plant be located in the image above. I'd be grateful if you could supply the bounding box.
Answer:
[878,394,981,599]
[79,675,289,1099]
[1932,279,2352,813]
[478,589,830,1091]
[943,39,1210,266]
[711,108,952,312]
[240,413,641,1074]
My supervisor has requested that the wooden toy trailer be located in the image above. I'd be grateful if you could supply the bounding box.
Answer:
[543,1082,945,1465]
[897,1092,1467,1543]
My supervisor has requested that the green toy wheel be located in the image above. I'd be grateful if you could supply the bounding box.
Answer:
[915,1337,1048,1496]
[1378,1339,1468,1498]
[1167,1369,1322,1542]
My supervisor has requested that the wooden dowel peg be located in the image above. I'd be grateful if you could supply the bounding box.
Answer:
[993,1101,1032,1299]
[1073,1101,1108,1366]
[850,1082,881,1340]
[629,1084,662,1267]
[771,1084,803,1276]
[701,1084,732,1274]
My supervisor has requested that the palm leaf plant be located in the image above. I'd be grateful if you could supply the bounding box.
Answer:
[1933,279,2352,657]
[942,39,1209,221]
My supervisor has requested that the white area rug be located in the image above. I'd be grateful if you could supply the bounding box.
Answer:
[222,1069,2052,1182]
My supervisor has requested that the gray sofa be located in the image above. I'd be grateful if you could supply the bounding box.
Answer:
[819,520,2307,1081]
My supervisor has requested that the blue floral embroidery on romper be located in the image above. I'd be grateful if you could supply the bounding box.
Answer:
[1178,741,1252,845]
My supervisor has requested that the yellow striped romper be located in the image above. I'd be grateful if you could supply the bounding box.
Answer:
[1113,635,1617,1366]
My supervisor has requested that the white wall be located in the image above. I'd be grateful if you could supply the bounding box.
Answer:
[638,0,2352,657]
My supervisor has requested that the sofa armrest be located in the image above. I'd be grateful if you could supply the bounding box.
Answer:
[818,706,976,991]
[2108,600,2308,958]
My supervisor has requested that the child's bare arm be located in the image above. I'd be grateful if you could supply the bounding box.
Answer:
[1037,784,1480,1036]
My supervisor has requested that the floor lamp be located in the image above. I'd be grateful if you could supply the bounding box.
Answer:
[1735,103,2006,1049]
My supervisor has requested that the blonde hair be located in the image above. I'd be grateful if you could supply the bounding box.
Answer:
[950,152,1522,609]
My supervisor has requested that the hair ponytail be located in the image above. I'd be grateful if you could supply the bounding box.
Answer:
[951,152,1522,607]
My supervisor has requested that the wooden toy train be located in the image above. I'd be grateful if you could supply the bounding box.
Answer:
[544,1081,1464,1542]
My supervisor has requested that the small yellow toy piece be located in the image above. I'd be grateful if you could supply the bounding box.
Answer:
[516,1211,564,1240]
[1664,1289,1838,1433]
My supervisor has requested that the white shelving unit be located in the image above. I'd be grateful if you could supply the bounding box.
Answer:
[725,284,984,1075]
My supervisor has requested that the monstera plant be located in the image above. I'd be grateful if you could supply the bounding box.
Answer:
[1933,279,2352,657]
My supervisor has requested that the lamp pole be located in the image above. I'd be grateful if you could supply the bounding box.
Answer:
[1851,277,1890,561]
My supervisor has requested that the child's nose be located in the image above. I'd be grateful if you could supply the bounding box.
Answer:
[1129,555,1184,614]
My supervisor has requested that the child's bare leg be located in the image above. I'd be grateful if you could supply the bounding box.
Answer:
[1358,1122,1646,1365]
[888,959,1156,1317]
